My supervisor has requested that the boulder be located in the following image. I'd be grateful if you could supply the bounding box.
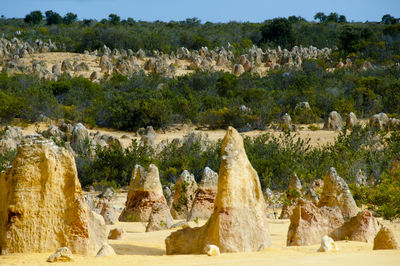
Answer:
[233,64,245,76]
[47,247,73,262]
[346,112,358,128]
[188,167,218,221]
[96,200,117,225]
[373,226,398,250]
[0,135,107,255]
[75,62,90,72]
[138,126,157,149]
[323,111,343,131]
[165,127,272,254]
[146,203,174,232]
[369,113,389,130]
[170,170,198,220]
[96,243,116,257]
[108,228,126,240]
[355,169,367,187]
[119,164,167,222]
[317,235,338,252]
[71,123,89,154]
[318,167,359,219]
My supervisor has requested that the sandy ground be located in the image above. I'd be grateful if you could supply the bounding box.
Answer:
[1,192,400,265]
[20,121,344,149]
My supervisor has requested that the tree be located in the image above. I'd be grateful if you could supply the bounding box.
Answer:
[108,14,120,25]
[326,12,339,23]
[288,16,305,23]
[260,18,294,48]
[382,14,398,25]
[24,10,43,24]
[314,12,327,23]
[63,12,77,25]
[338,15,347,23]
[45,10,62,25]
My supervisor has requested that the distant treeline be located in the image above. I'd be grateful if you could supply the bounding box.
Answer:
[0,12,399,64]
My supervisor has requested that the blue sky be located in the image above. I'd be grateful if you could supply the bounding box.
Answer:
[2,0,399,22]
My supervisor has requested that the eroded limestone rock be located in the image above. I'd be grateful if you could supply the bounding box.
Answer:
[165,127,272,254]
[119,164,167,222]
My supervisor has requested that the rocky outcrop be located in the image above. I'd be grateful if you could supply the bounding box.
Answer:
[96,243,116,257]
[165,127,272,254]
[188,167,218,221]
[369,113,389,130]
[373,226,398,250]
[146,203,174,232]
[71,123,89,154]
[119,164,167,222]
[0,135,107,255]
[0,126,23,154]
[323,111,343,131]
[170,170,198,220]
[287,168,378,246]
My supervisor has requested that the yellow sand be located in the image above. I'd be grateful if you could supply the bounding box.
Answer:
[1,192,400,265]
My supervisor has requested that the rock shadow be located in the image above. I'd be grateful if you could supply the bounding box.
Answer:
[110,244,165,256]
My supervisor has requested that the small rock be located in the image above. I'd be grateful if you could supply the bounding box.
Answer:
[108,228,126,240]
[318,235,338,252]
[96,243,116,257]
[47,247,73,262]
[204,245,220,256]
[373,226,399,250]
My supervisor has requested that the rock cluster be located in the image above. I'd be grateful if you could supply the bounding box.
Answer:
[165,127,272,254]
[0,135,107,255]
[287,168,379,246]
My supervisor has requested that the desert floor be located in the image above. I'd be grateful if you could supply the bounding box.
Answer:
[1,192,400,266]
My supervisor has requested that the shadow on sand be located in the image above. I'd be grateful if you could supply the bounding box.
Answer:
[110,244,165,256]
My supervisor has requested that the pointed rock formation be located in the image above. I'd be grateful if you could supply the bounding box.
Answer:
[188,167,218,221]
[165,127,272,254]
[373,226,398,250]
[146,203,174,232]
[119,164,167,222]
[170,170,198,220]
[0,135,107,255]
[280,173,302,219]
[318,167,359,219]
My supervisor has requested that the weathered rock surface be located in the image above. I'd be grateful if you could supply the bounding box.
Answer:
[287,168,378,246]
[280,173,302,219]
[318,168,359,219]
[119,164,167,222]
[318,235,338,252]
[96,243,116,257]
[373,226,398,250]
[205,244,220,256]
[108,228,126,240]
[346,112,358,128]
[323,111,343,131]
[188,167,218,221]
[170,170,198,220]
[47,247,73,262]
[146,203,174,232]
[0,135,107,255]
[71,123,89,154]
[165,127,272,254]
[369,113,389,130]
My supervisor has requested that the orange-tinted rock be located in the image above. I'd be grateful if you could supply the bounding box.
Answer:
[119,164,167,222]
[0,135,107,255]
[373,226,399,250]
